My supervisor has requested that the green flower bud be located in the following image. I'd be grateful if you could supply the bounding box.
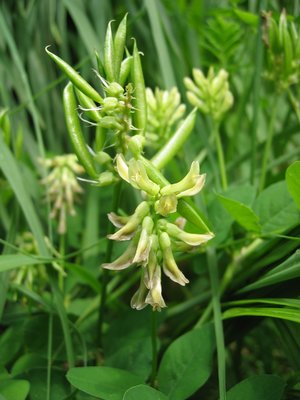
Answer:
[99,116,123,130]
[94,151,112,166]
[162,221,214,246]
[102,96,120,114]
[96,171,118,187]
[106,82,124,97]
[128,134,145,156]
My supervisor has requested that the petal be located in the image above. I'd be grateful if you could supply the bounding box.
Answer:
[107,212,129,228]
[108,201,149,241]
[164,221,214,246]
[176,174,206,198]
[131,273,148,310]
[115,154,129,183]
[102,240,137,270]
[145,266,166,311]
[128,159,160,196]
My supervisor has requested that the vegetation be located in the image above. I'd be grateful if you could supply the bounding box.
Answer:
[1,1,300,399]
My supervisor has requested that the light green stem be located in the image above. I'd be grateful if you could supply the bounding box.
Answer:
[258,98,278,192]
[46,313,53,400]
[212,120,228,191]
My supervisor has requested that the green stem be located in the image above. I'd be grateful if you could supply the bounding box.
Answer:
[207,247,227,400]
[46,312,53,400]
[150,310,158,387]
[258,97,278,192]
[97,181,122,347]
[59,233,65,291]
[212,120,228,191]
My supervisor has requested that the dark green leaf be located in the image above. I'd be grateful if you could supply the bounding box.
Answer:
[157,324,214,400]
[123,385,168,400]
[286,161,300,210]
[66,367,144,400]
[227,374,285,400]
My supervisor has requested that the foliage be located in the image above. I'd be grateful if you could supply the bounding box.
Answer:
[1,1,300,400]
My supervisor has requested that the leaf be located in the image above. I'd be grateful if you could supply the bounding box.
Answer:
[253,181,300,233]
[286,161,300,210]
[227,374,285,400]
[0,380,30,400]
[66,367,144,400]
[123,385,168,400]
[240,250,300,293]
[217,194,260,232]
[223,306,300,324]
[103,310,152,380]
[0,254,47,272]
[157,324,214,400]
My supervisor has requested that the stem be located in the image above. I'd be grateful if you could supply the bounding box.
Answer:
[150,310,158,387]
[59,233,65,291]
[212,120,228,191]
[258,97,278,192]
[207,247,227,400]
[97,181,122,347]
[46,312,53,400]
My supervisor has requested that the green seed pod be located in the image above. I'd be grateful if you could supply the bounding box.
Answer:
[114,13,128,82]
[132,40,147,134]
[104,21,115,82]
[46,47,103,104]
[63,82,98,179]
[119,56,132,87]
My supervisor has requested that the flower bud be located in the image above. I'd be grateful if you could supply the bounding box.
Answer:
[96,171,118,186]
[144,235,159,289]
[108,212,129,228]
[94,151,112,166]
[99,116,123,130]
[106,82,124,97]
[128,134,145,156]
[102,97,120,114]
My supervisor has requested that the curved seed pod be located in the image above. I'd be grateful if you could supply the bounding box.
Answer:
[75,88,102,123]
[104,21,115,82]
[63,82,98,179]
[132,40,147,134]
[114,13,128,82]
[46,47,103,104]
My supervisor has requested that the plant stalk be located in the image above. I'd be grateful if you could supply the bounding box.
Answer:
[212,120,228,191]
[258,97,278,192]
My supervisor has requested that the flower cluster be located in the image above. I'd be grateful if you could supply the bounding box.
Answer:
[40,154,84,234]
[103,156,214,310]
[184,67,233,121]
[145,87,186,147]
[263,10,300,91]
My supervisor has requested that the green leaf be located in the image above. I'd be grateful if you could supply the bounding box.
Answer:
[223,306,300,323]
[254,181,299,233]
[103,310,152,381]
[286,161,300,210]
[157,324,214,400]
[240,250,300,293]
[0,254,47,272]
[227,375,285,400]
[217,194,260,232]
[66,367,144,400]
[0,380,30,400]
[123,385,168,400]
